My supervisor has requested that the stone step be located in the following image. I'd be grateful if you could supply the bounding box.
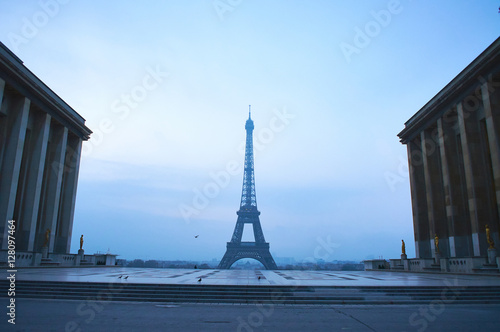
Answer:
[12,279,500,289]
[13,290,500,303]
[12,283,500,294]
[39,261,60,267]
[423,267,441,272]
[9,284,500,295]
[7,292,500,305]
[4,280,500,305]
[473,267,500,274]
[12,285,500,296]
[79,261,94,266]
[10,284,500,293]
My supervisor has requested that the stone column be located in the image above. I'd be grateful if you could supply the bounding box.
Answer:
[437,115,474,257]
[19,112,51,251]
[0,78,5,171]
[0,78,6,179]
[53,135,82,253]
[457,101,487,257]
[0,78,5,111]
[481,81,500,243]
[437,117,456,256]
[36,125,68,252]
[0,95,30,250]
[407,138,431,258]
[421,129,448,258]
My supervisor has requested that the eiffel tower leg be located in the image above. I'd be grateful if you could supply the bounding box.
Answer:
[252,221,266,243]
[259,250,278,270]
[218,248,236,269]
[231,220,244,243]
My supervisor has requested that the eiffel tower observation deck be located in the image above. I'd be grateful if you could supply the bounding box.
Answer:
[218,107,278,270]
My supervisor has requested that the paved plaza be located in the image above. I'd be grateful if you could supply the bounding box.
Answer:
[0,299,499,332]
[4,267,500,287]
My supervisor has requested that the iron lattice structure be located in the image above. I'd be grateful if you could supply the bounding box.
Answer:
[218,109,278,270]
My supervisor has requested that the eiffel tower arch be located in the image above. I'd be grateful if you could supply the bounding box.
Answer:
[218,107,278,270]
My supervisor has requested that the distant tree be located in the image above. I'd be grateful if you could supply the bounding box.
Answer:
[144,260,158,268]
[128,259,145,267]
[341,264,363,271]
[116,259,127,266]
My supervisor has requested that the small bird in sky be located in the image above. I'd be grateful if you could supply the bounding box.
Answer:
[195,235,199,238]
[118,275,123,279]
[198,278,202,282]
[258,276,261,280]
[124,276,129,280]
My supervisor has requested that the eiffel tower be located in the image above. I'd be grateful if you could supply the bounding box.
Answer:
[218,107,278,270]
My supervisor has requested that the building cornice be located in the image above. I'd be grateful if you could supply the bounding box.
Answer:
[398,37,500,144]
[0,42,92,140]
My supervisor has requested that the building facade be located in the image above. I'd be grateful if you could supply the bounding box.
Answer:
[395,38,500,273]
[0,42,96,266]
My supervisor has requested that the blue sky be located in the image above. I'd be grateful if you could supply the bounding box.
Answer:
[1,0,499,262]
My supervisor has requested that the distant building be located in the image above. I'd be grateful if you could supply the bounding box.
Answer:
[0,42,107,266]
[392,38,500,273]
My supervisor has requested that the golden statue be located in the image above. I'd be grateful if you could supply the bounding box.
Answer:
[80,235,84,250]
[43,229,50,247]
[486,225,495,249]
[434,234,439,254]
[401,239,406,255]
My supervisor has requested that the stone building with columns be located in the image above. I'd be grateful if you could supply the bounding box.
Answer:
[393,38,500,273]
[0,42,114,266]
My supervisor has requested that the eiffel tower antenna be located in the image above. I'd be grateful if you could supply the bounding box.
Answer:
[218,108,278,270]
